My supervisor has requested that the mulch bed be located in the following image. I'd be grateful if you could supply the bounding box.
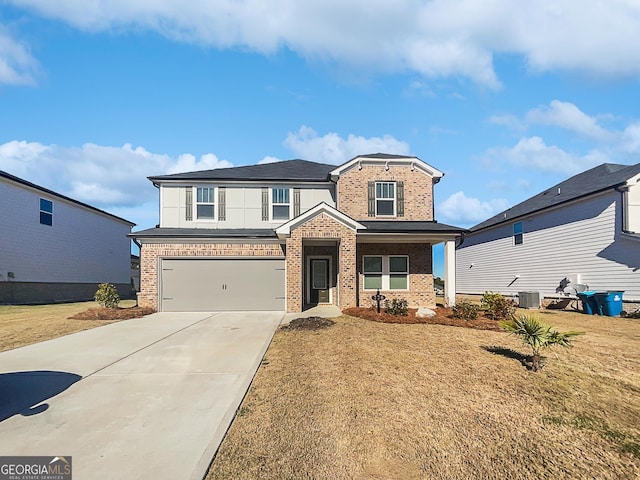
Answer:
[68,306,156,320]
[343,307,504,331]
[281,316,335,331]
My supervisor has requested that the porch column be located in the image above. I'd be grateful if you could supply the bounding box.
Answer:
[338,232,357,309]
[444,239,456,306]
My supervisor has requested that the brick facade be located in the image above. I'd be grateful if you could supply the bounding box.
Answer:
[357,243,435,308]
[138,159,443,312]
[138,242,284,309]
[337,164,435,221]
[286,213,357,312]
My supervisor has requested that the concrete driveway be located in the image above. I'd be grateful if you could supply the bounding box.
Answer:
[0,311,283,480]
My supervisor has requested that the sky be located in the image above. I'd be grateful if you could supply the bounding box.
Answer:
[1,1,640,277]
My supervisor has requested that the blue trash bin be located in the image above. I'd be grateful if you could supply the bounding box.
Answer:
[596,291,624,316]
[577,291,598,315]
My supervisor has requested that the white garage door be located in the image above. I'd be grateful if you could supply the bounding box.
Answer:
[160,258,285,312]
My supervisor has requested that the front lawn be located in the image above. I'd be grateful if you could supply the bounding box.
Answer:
[0,300,138,352]
[207,308,640,479]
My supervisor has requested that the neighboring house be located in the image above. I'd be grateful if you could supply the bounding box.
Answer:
[456,163,640,301]
[131,154,465,312]
[0,170,135,304]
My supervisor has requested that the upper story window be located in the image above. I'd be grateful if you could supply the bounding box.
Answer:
[272,188,291,220]
[196,187,215,219]
[40,198,53,226]
[375,182,395,216]
[513,221,523,245]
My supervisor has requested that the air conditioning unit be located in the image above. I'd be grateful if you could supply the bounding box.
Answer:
[518,291,540,309]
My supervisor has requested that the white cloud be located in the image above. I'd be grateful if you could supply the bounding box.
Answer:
[258,156,283,165]
[526,100,614,142]
[482,136,609,176]
[487,114,525,132]
[8,0,640,87]
[283,126,410,165]
[437,191,509,226]
[621,122,640,154]
[0,26,39,85]
[0,140,233,208]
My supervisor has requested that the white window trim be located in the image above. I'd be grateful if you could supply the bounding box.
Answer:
[39,198,53,226]
[375,181,396,217]
[513,221,524,245]
[270,187,292,221]
[194,186,216,221]
[362,255,409,291]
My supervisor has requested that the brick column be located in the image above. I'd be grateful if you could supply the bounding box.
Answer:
[338,232,357,309]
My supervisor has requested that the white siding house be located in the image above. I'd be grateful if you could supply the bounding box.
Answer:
[0,170,135,304]
[456,163,640,302]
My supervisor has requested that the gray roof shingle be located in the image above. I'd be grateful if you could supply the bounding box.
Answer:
[471,162,640,232]
[149,159,335,182]
[129,228,278,238]
[359,221,467,234]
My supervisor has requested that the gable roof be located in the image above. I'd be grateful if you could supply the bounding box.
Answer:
[149,159,335,183]
[330,153,444,180]
[471,162,640,232]
[0,169,135,226]
[275,202,365,238]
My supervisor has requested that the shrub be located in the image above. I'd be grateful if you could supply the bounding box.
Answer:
[385,298,409,316]
[95,283,120,309]
[482,292,516,320]
[452,301,480,320]
[501,315,584,372]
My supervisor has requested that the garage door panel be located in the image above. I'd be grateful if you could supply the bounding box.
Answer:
[161,259,285,312]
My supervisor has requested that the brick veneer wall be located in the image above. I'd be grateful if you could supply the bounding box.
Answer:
[337,164,435,221]
[138,242,285,309]
[357,243,435,308]
[286,213,357,312]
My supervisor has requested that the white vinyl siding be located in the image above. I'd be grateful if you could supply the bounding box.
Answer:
[159,184,335,228]
[0,178,131,284]
[624,179,640,233]
[456,191,640,301]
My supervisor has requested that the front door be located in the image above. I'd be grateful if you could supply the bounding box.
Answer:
[310,258,330,304]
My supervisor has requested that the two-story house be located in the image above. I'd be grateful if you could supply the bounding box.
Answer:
[131,154,465,312]
[1,170,135,304]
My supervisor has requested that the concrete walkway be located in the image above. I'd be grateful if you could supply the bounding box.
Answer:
[0,311,283,480]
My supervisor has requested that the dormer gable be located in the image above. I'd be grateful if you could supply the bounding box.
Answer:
[331,154,443,222]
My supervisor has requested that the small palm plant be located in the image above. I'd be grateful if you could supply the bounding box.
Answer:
[500,315,584,372]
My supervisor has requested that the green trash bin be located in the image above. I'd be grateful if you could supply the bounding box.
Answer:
[594,291,624,316]
[576,291,598,315]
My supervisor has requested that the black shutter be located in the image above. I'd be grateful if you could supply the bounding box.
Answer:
[185,188,193,221]
[368,181,375,217]
[293,188,301,217]
[262,187,269,221]
[218,187,226,221]
[397,181,404,217]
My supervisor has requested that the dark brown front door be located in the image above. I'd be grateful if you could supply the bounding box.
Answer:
[310,258,330,304]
